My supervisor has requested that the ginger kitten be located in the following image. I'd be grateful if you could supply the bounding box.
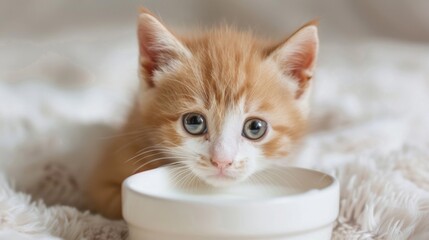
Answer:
[87,9,318,219]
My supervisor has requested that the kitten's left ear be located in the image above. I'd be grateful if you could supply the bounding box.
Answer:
[267,22,319,100]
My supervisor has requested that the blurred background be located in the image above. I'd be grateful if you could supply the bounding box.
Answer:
[1,0,429,209]
[2,0,429,42]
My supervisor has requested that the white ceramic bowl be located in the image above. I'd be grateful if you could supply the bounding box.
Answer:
[122,166,339,240]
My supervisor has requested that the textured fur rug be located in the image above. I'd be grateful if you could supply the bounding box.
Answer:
[1,39,428,239]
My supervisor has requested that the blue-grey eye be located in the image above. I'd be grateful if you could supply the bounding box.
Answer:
[183,113,207,135]
[243,119,267,140]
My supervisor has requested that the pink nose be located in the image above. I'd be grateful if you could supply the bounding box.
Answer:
[210,159,233,169]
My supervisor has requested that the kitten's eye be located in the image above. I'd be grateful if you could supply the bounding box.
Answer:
[183,113,207,135]
[243,119,267,140]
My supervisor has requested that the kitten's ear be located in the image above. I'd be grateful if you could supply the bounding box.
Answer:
[267,22,319,99]
[137,9,191,87]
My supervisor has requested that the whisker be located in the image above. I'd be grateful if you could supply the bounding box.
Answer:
[183,172,193,189]
[267,167,304,188]
[169,167,187,179]
[125,150,163,164]
[112,134,156,154]
[98,128,157,140]
[169,169,188,186]
[133,157,177,173]
[175,169,192,188]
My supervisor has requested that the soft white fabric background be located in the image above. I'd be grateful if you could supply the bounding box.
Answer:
[1,1,429,239]
[2,0,429,41]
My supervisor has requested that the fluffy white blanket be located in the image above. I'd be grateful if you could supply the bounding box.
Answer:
[1,39,428,239]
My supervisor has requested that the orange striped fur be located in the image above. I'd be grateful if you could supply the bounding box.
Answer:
[87,9,318,219]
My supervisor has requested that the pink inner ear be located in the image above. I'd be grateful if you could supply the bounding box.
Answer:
[283,38,318,99]
[270,24,318,99]
[287,40,316,80]
[137,15,179,87]
[138,27,160,86]
[137,14,187,88]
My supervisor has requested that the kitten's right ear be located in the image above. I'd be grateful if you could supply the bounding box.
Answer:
[137,9,191,87]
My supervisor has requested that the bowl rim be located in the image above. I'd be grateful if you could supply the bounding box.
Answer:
[122,166,338,206]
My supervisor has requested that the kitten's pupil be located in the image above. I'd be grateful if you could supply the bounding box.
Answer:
[183,113,206,135]
[250,121,262,133]
[243,119,267,140]
[187,115,203,128]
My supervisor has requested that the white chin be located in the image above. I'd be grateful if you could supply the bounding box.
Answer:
[201,175,244,187]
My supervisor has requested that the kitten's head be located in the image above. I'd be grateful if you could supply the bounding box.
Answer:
[136,9,318,187]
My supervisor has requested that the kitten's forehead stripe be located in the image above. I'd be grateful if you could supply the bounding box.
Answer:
[186,34,258,132]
